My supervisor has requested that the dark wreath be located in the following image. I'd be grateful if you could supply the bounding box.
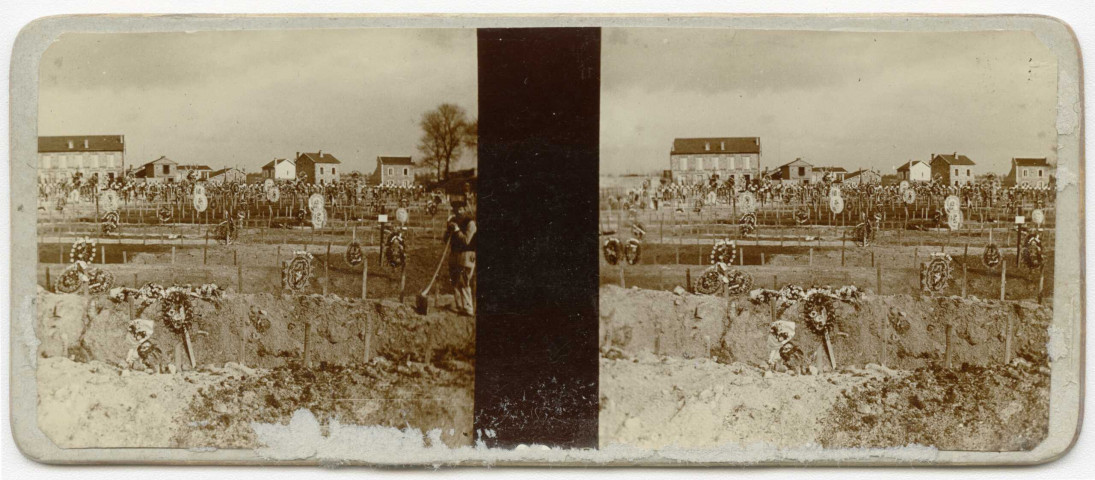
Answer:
[282,252,316,291]
[693,267,723,295]
[624,238,642,265]
[982,243,1002,268]
[157,205,173,224]
[160,290,196,334]
[793,205,810,225]
[1022,231,1044,269]
[215,220,238,245]
[344,240,364,267]
[602,237,622,266]
[385,231,406,268]
[101,211,119,234]
[739,212,757,236]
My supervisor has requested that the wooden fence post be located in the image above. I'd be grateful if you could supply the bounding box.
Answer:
[237,261,244,293]
[1000,261,1007,301]
[361,260,368,300]
[944,323,954,368]
[876,262,883,295]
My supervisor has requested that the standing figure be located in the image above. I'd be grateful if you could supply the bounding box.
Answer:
[444,200,477,316]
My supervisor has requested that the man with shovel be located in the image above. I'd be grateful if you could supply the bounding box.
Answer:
[444,200,476,316]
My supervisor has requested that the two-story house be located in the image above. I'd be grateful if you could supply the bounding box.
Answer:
[768,158,814,184]
[930,153,976,186]
[374,156,416,186]
[1004,157,1052,187]
[897,160,931,183]
[669,137,761,186]
[37,135,126,183]
[294,151,341,185]
[261,158,296,181]
[133,156,178,183]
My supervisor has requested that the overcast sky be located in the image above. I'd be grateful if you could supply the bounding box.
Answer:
[39,29,477,174]
[600,28,1058,176]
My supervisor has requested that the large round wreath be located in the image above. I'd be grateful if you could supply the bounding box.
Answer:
[101,211,119,234]
[283,251,316,291]
[725,269,753,295]
[739,213,757,235]
[344,240,364,267]
[70,237,97,264]
[157,205,173,223]
[54,265,83,293]
[694,267,723,295]
[385,231,406,268]
[86,267,114,294]
[802,292,838,335]
[920,253,953,293]
[603,237,622,266]
[710,239,737,265]
[624,238,642,265]
[982,243,1002,268]
[160,290,196,334]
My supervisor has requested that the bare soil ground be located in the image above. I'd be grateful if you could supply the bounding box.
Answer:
[34,289,474,449]
[599,286,1051,451]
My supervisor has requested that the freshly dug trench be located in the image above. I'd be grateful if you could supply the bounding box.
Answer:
[599,285,1049,370]
[36,289,474,369]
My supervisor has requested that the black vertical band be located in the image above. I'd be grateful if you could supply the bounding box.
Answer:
[474,27,601,449]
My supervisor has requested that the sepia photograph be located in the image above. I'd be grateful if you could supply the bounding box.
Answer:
[598,28,1060,452]
[31,28,479,449]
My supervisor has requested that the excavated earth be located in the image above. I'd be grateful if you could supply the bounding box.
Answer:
[599,285,1051,451]
[34,288,474,449]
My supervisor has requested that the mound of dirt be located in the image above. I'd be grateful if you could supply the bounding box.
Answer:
[37,291,474,370]
[175,357,474,449]
[820,362,1050,451]
[599,356,900,449]
[600,285,1049,371]
[35,357,225,448]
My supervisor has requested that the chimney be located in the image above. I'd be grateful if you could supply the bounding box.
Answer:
[296,152,300,160]
[83,139,89,148]
[318,150,323,157]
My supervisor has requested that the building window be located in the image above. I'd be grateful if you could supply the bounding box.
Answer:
[1039,170,1044,177]
[743,157,750,169]
[954,168,959,176]
[797,167,806,177]
[1023,170,1028,178]
[162,165,170,175]
[388,167,393,176]
[729,156,735,170]
[403,168,408,176]
[332,167,336,175]
[966,169,971,176]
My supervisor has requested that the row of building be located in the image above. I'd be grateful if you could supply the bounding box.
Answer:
[36,135,420,186]
[666,137,1053,188]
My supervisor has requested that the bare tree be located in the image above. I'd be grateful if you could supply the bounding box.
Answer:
[417,103,469,182]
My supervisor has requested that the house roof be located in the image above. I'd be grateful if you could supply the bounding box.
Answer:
[897,161,927,172]
[845,169,880,180]
[378,156,414,166]
[775,158,813,170]
[262,158,293,169]
[932,153,976,166]
[671,137,760,155]
[139,156,177,168]
[38,135,124,153]
[812,166,848,173]
[1013,158,1049,167]
[298,152,341,164]
[209,168,243,178]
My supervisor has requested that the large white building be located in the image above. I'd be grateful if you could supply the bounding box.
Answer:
[669,137,761,185]
[38,135,125,183]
